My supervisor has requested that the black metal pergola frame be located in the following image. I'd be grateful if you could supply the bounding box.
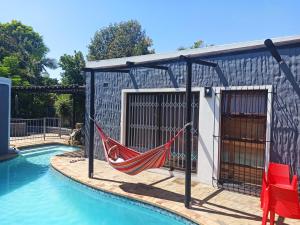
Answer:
[12,85,85,128]
[12,84,85,94]
[84,55,217,208]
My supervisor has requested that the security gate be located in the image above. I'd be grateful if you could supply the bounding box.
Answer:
[125,92,199,172]
[218,90,268,195]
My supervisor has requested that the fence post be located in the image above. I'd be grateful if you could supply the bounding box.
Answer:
[59,118,62,138]
[43,117,46,140]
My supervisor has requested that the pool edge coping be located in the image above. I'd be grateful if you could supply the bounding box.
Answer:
[51,158,200,225]
[17,142,83,150]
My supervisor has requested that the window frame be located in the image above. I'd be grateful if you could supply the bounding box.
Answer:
[218,89,268,192]
[121,88,201,142]
[216,86,273,174]
[120,88,202,172]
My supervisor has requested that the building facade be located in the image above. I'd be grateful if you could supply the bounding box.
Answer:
[85,36,300,195]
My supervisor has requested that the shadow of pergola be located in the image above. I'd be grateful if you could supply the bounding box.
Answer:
[119,182,262,221]
[122,182,289,224]
[91,169,290,224]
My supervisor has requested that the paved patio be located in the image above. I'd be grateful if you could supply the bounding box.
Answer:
[50,150,300,225]
[11,135,69,149]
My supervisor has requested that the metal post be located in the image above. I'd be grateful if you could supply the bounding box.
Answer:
[88,70,95,178]
[59,117,62,138]
[43,117,46,141]
[184,59,192,208]
[72,94,76,128]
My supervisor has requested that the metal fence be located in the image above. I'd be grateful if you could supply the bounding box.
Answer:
[125,92,199,172]
[10,117,72,143]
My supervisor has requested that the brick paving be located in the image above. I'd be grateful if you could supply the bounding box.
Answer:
[10,135,69,149]
[50,150,300,225]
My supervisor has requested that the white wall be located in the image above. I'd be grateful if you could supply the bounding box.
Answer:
[197,87,219,185]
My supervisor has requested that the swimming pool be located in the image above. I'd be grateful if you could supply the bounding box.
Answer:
[0,145,196,225]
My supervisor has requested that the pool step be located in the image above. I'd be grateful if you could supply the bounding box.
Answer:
[20,146,60,155]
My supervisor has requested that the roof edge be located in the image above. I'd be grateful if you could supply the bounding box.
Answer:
[85,35,300,70]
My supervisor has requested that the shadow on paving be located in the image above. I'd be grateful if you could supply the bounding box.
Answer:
[91,170,290,224]
[118,181,271,223]
[118,181,289,224]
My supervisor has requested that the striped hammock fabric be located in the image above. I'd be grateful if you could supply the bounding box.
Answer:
[95,122,188,175]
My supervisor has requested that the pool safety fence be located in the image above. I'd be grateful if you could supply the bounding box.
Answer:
[10,117,71,142]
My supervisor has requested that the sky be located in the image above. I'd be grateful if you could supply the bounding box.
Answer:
[0,0,299,80]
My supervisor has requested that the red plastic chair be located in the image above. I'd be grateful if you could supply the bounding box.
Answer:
[268,163,290,185]
[261,172,268,208]
[262,178,299,225]
[260,163,291,208]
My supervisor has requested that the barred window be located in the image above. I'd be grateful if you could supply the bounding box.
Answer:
[219,90,268,195]
[125,92,199,172]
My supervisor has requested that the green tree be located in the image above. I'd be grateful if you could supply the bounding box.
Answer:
[177,46,186,51]
[0,20,57,83]
[0,20,58,118]
[177,40,212,51]
[59,51,85,85]
[87,20,154,60]
[41,74,59,86]
[54,95,72,127]
[58,51,86,124]
[191,40,204,49]
[0,55,19,77]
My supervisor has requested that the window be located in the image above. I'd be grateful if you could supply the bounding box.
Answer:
[125,92,199,172]
[219,90,268,195]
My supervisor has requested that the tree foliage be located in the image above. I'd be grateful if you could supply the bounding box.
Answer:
[59,51,85,85]
[54,95,72,126]
[87,20,154,60]
[0,20,58,118]
[54,95,72,117]
[58,51,85,124]
[191,40,204,49]
[0,20,57,84]
[177,40,212,51]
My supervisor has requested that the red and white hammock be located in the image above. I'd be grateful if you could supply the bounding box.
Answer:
[95,122,189,175]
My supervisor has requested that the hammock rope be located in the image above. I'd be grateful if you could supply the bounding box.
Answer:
[93,119,190,175]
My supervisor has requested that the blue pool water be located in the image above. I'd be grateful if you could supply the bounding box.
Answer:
[0,145,195,225]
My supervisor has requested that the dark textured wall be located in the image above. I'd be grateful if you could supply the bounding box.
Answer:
[85,44,300,176]
[0,84,9,155]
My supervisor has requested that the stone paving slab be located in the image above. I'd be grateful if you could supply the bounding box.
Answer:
[50,151,300,225]
[11,137,69,149]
